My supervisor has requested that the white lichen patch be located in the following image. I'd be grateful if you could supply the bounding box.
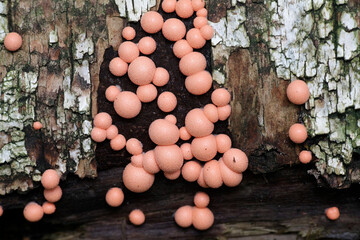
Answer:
[337,29,360,61]
[265,0,316,79]
[114,0,157,22]
[209,5,250,85]
[49,28,58,44]
[0,1,7,15]
[0,15,8,42]
[74,33,94,60]
[264,0,360,183]
[0,70,38,194]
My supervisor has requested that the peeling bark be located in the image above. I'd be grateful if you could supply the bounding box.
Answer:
[0,0,360,238]
[209,0,360,187]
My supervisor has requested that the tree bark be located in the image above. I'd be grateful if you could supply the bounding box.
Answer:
[0,0,360,239]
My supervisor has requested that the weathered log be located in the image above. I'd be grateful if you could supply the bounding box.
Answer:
[1,166,359,239]
[0,0,360,239]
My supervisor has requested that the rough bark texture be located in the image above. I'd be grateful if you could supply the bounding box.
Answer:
[1,166,360,239]
[0,0,360,239]
[0,0,158,194]
[209,0,360,187]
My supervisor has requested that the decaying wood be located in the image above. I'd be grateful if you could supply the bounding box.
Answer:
[0,0,159,194]
[1,166,359,239]
[0,0,360,239]
[208,0,360,188]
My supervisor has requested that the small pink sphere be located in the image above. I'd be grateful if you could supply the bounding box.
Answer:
[157,91,177,112]
[194,17,208,29]
[192,0,206,11]
[185,70,212,95]
[123,164,155,193]
[43,186,62,203]
[110,134,126,151]
[203,104,219,123]
[191,0,205,11]
[165,114,177,124]
[118,41,139,63]
[138,36,157,55]
[152,67,170,87]
[93,112,112,130]
[154,145,184,172]
[325,207,340,221]
[126,138,143,155]
[128,56,156,86]
[106,187,124,207]
[109,57,128,77]
[216,134,232,153]
[162,0,176,13]
[91,127,107,142]
[106,125,119,140]
[299,150,312,164]
[203,160,223,188]
[143,150,160,174]
[200,25,214,40]
[217,104,232,121]
[140,11,164,34]
[186,28,206,49]
[148,119,179,146]
[175,0,194,19]
[219,158,243,187]
[23,202,44,222]
[211,88,231,107]
[196,8,208,17]
[129,209,146,225]
[179,52,206,76]
[174,205,193,228]
[114,91,142,119]
[286,80,310,105]
[4,32,22,51]
[223,148,248,173]
[191,135,217,161]
[289,123,308,144]
[42,202,56,215]
[0,205,3,217]
[185,108,214,138]
[181,161,202,182]
[179,126,192,141]
[192,207,214,230]
[181,143,193,160]
[194,192,210,208]
[173,39,193,59]
[33,121,43,130]
[105,86,121,102]
[122,26,136,40]
[41,169,60,190]
[162,18,187,42]
[136,84,158,103]
[131,154,144,168]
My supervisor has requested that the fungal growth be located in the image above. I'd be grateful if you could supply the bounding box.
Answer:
[0,0,246,227]
[174,192,214,230]
[325,206,340,221]
[90,0,247,228]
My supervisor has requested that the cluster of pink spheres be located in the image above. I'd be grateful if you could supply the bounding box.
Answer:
[0,0,339,226]
[92,0,247,229]
[23,170,61,222]
[175,192,214,230]
[286,80,340,220]
[286,80,312,164]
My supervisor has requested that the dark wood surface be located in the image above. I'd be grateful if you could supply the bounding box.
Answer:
[1,1,360,239]
[1,165,359,239]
